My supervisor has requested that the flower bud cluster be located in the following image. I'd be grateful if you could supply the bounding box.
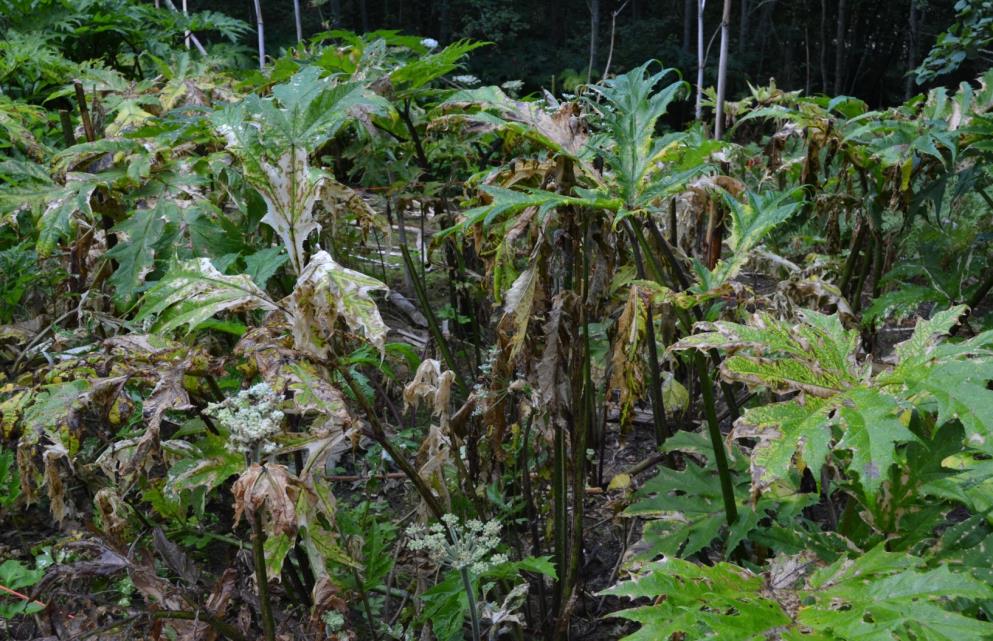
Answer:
[406,513,507,575]
[205,383,284,455]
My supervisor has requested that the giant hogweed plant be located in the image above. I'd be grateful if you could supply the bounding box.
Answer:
[426,61,813,629]
[671,305,993,520]
[210,65,390,274]
[603,306,993,640]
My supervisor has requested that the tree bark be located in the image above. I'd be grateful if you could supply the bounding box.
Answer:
[359,0,369,32]
[715,0,732,138]
[587,0,601,83]
[738,0,748,53]
[182,0,189,49]
[293,0,302,42]
[252,0,266,70]
[833,0,846,95]
[905,0,918,99]
[820,0,828,92]
[684,0,694,53]
[696,0,706,121]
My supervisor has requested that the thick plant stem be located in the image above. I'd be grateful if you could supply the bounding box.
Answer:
[625,220,669,445]
[639,219,741,421]
[696,353,738,526]
[73,82,95,142]
[551,413,568,619]
[851,233,875,313]
[460,568,482,641]
[967,270,993,311]
[839,218,866,297]
[352,567,381,641]
[559,214,594,638]
[398,243,469,396]
[519,416,549,634]
[337,365,447,520]
[252,512,276,641]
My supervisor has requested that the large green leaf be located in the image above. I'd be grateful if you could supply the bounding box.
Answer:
[136,257,277,334]
[589,61,688,207]
[836,388,917,499]
[731,397,833,493]
[211,67,389,272]
[697,188,804,289]
[106,203,169,307]
[604,557,789,641]
[623,432,794,559]
[605,545,993,641]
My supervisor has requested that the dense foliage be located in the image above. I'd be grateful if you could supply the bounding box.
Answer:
[2,2,993,641]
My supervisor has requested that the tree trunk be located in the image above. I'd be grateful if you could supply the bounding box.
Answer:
[252,0,266,70]
[696,0,706,120]
[359,0,369,32]
[293,0,302,42]
[738,0,748,53]
[715,0,732,138]
[833,0,846,95]
[905,0,918,98]
[182,0,189,49]
[820,0,829,92]
[684,0,694,53]
[587,0,600,83]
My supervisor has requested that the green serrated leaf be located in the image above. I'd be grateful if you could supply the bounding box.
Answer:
[836,388,917,499]
[107,204,169,307]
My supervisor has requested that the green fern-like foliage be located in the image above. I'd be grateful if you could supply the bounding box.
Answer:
[672,306,993,504]
[604,545,993,641]
[623,431,814,560]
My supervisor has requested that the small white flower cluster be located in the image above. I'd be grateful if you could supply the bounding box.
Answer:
[501,80,524,94]
[205,383,284,455]
[452,74,481,86]
[321,610,345,634]
[407,513,507,575]
[420,37,439,50]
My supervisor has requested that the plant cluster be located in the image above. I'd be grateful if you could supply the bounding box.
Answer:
[1,2,993,641]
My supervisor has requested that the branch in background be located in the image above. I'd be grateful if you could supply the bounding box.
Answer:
[714,0,732,138]
[160,0,209,55]
[600,1,630,80]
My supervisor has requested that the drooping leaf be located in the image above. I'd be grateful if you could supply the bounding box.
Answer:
[136,257,278,334]
[289,250,389,356]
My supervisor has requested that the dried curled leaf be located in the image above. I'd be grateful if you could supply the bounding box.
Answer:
[609,285,648,431]
[501,266,540,363]
[403,359,455,418]
[231,463,301,538]
[289,250,389,356]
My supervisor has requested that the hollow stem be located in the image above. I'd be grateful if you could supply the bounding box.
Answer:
[461,567,482,641]
[696,353,737,526]
[252,512,276,641]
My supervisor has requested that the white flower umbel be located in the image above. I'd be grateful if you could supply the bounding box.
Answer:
[205,383,285,457]
[452,74,481,86]
[420,37,439,50]
[407,514,507,641]
[407,513,506,574]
